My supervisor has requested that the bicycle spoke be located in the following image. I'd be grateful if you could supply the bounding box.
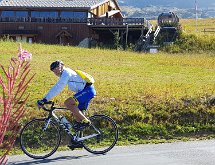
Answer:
[82,115,118,154]
[20,119,61,159]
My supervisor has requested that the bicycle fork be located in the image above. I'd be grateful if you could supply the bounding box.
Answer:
[42,118,51,131]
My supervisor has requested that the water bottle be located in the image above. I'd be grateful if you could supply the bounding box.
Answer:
[60,115,72,129]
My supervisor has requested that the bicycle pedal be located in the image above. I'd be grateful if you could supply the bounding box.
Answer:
[68,143,83,150]
[68,145,75,150]
[68,145,76,150]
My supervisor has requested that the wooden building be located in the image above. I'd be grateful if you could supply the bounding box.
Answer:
[0,0,151,47]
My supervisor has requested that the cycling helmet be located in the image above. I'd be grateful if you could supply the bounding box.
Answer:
[50,60,64,71]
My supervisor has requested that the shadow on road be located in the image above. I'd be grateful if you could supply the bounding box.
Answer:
[8,154,92,165]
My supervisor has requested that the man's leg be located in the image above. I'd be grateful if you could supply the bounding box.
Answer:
[64,97,89,122]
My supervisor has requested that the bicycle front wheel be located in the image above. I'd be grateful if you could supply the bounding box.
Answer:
[82,115,118,154]
[20,118,61,159]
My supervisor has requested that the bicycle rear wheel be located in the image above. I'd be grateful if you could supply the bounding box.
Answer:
[20,118,61,159]
[82,114,118,154]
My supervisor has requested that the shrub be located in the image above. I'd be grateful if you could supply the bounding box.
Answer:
[161,32,215,53]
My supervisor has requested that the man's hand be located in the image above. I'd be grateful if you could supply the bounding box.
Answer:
[37,98,47,108]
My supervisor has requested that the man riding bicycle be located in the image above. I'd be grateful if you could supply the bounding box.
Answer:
[37,60,96,147]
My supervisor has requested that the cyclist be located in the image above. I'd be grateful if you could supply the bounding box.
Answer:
[37,60,96,145]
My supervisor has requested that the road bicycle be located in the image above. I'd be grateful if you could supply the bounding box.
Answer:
[19,101,118,159]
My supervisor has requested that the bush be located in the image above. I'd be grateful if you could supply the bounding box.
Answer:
[161,33,215,53]
[118,95,215,142]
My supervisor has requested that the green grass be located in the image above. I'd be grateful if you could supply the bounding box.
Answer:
[0,42,214,111]
[151,18,215,34]
[180,18,215,34]
[1,41,214,103]
[0,35,215,154]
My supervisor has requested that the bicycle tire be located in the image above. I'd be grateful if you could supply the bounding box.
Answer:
[82,114,118,154]
[20,118,61,159]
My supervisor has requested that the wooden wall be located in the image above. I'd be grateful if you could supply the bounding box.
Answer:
[0,22,92,45]
[90,1,120,18]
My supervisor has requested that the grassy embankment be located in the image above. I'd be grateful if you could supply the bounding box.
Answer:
[0,18,215,155]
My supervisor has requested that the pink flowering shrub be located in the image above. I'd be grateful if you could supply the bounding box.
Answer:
[17,43,32,61]
[0,44,34,164]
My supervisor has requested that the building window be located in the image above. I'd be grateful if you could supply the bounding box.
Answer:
[16,36,27,42]
[18,26,24,30]
[28,37,33,44]
[16,11,28,17]
[38,26,43,30]
[1,11,28,17]
[31,11,58,18]
[1,11,15,17]
[60,12,87,18]
[61,27,68,30]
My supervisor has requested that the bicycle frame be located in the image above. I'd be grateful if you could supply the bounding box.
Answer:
[42,103,100,142]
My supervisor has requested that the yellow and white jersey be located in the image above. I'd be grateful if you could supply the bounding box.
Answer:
[45,67,86,101]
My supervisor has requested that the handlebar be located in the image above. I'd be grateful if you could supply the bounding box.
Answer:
[40,101,55,111]
[44,101,54,105]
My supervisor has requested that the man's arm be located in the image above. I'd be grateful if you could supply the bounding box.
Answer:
[44,71,70,101]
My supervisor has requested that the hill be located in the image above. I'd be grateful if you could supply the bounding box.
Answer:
[119,0,215,9]
[119,0,215,19]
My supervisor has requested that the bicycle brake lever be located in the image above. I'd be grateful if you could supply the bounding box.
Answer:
[44,101,53,104]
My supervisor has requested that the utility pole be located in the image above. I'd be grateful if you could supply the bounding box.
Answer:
[195,0,198,32]
[125,23,128,49]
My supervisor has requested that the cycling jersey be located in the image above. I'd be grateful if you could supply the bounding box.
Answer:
[45,67,86,101]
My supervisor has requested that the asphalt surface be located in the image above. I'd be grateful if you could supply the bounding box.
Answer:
[7,139,215,165]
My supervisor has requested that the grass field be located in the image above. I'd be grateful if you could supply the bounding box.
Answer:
[0,19,215,154]
[151,18,215,34]
[0,40,215,136]
[180,18,215,34]
[0,41,214,101]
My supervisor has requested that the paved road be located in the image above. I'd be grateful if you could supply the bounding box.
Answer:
[8,139,215,165]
